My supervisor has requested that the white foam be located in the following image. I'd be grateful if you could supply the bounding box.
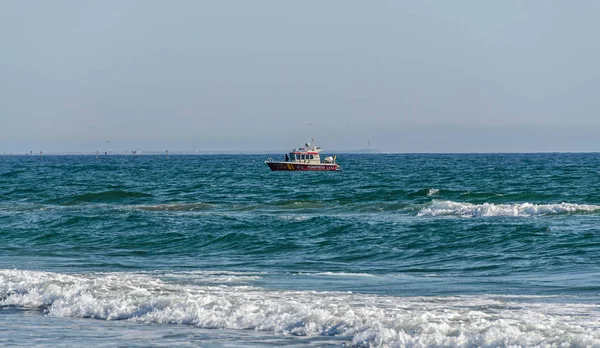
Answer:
[158,270,264,284]
[2,270,600,347]
[427,188,440,196]
[278,215,312,221]
[418,200,600,217]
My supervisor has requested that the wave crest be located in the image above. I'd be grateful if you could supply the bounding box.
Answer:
[2,270,600,347]
[418,200,600,217]
[55,191,153,205]
[128,203,213,211]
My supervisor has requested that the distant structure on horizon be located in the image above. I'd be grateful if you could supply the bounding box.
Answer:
[338,140,380,153]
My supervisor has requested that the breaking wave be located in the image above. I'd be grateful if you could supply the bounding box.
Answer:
[418,200,600,217]
[427,188,440,196]
[2,270,599,347]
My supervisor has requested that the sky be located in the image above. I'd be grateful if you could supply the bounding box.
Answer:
[1,0,599,153]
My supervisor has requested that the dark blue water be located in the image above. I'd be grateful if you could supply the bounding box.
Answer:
[2,154,600,347]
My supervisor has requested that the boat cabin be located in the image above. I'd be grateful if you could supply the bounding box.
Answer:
[287,142,322,164]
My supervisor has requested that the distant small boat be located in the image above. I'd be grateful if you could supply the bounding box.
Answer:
[265,139,341,171]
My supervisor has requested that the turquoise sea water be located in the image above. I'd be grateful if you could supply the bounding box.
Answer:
[1,153,600,347]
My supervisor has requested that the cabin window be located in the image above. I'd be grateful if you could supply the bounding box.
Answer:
[301,154,305,160]
[310,155,314,160]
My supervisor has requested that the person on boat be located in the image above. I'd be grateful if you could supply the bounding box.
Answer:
[285,154,289,162]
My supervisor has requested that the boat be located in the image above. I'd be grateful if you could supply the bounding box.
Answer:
[265,139,341,171]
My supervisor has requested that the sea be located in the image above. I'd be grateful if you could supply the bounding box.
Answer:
[1,153,600,347]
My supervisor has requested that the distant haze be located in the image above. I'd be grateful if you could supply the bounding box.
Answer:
[1,1,599,153]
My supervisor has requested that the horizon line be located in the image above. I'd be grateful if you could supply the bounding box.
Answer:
[2,150,600,156]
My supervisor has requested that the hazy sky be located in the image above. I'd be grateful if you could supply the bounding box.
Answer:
[1,1,599,153]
